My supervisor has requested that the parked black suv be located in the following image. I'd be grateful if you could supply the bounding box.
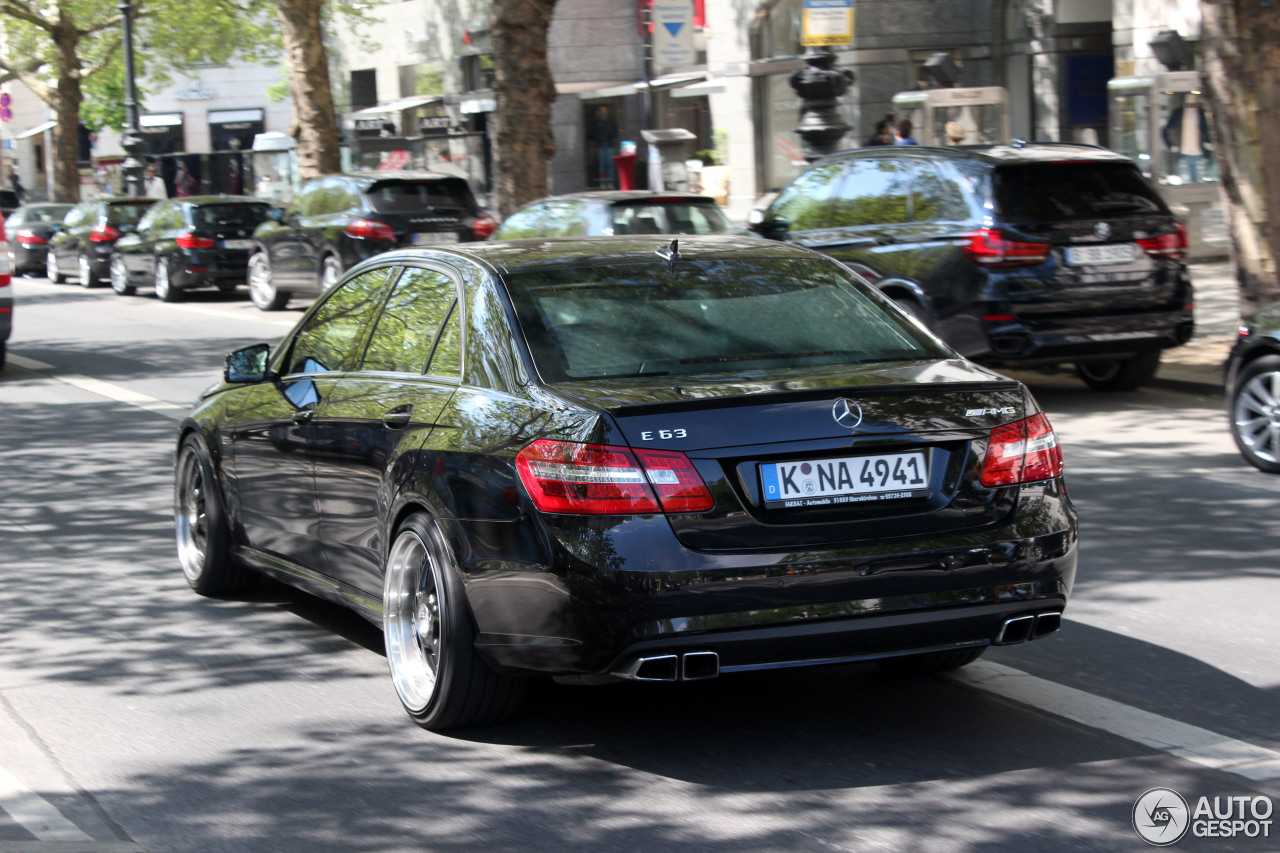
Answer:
[47,197,157,287]
[750,143,1194,390]
[247,171,495,311]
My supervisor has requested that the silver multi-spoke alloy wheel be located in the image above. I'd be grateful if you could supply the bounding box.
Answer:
[247,252,285,310]
[1233,364,1280,467]
[78,253,94,287]
[320,255,342,292]
[46,250,61,282]
[383,528,444,715]
[110,255,133,295]
[154,259,171,300]
[174,443,209,585]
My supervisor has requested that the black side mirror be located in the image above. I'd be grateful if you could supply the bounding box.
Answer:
[225,343,272,383]
[748,216,790,239]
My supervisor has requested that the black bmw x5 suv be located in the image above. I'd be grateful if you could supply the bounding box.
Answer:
[751,142,1194,390]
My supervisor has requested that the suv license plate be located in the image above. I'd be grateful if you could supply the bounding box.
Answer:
[412,231,460,245]
[1065,244,1135,266]
[761,451,928,508]
[222,239,254,250]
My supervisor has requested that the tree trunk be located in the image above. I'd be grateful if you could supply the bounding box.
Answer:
[275,0,341,179]
[51,26,83,203]
[1201,0,1280,317]
[490,0,558,218]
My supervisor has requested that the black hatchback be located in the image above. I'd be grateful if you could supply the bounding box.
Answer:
[751,143,1194,391]
[246,171,496,311]
[109,196,271,301]
[176,235,1076,731]
[47,197,156,287]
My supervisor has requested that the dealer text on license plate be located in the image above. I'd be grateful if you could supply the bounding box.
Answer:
[222,239,254,250]
[761,451,928,507]
[1065,243,1135,266]
[412,231,460,245]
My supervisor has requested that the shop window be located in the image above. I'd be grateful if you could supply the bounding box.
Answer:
[351,69,377,109]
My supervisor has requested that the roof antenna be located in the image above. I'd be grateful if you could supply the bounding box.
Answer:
[657,239,679,262]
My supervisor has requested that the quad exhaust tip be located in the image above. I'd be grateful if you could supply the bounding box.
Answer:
[995,610,1063,645]
[615,651,720,682]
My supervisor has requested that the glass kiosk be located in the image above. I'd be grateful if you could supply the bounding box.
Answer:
[890,87,1010,147]
[1109,70,1222,257]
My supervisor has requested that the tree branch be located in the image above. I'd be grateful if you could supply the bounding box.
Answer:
[0,0,55,31]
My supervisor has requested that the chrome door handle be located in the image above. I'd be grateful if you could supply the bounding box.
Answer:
[382,409,412,429]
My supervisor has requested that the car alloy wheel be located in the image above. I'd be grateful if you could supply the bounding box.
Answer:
[174,436,251,595]
[78,253,98,288]
[247,252,287,311]
[320,255,343,292]
[383,524,444,716]
[154,258,181,302]
[46,250,65,283]
[110,255,135,295]
[1230,355,1280,473]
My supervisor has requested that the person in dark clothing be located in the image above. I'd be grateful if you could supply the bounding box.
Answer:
[10,168,24,202]
[895,118,918,145]
[865,118,894,146]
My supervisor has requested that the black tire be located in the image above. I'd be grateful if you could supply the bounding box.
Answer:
[382,513,527,730]
[1229,354,1280,474]
[1074,348,1161,391]
[78,253,100,288]
[109,255,135,296]
[154,257,182,302]
[876,646,986,675]
[247,252,287,311]
[46,250,66,283]
[175,435,254,595]
[0,341,6,372]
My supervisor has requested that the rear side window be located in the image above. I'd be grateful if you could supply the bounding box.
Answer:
[993,162,1168,220]
[192,203,270,230]
[910,161,969,221]
[366,179,477,214]
[106,202,153,227]
[828,158,910,227]
[492,205,546,239]
[504,258,948,383]
[361,268,457,374]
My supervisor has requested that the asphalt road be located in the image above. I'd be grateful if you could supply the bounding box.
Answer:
[2,274,1278,853]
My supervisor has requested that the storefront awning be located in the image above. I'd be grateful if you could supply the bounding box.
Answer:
[209,108,265,124]
[578,72,709,100]
[141,113,184,128]
[15,120,56,139]
[670,76,727,98]
[350,95,443,117]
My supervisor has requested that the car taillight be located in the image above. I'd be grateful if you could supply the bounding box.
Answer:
[515,439,713,515]
[344,219,396,241]
[0,232,9,287]
[961,227,1050,268]
[472,215,497,240]
[15,229,46,245]
[1137,222,1187,259]
[89,224,121,242]
[175,232,216,249]
[980,413,1064,487]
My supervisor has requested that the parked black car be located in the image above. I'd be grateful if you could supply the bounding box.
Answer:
[176,235,1076,731]
[0,217,11,370]
[750,142,1194,391]
[109,196,272,301]
[1226,304,1280,472]
[491,190,740,239]
[246,171,496,311]
[5,203,74,275]
[47,197,156,287]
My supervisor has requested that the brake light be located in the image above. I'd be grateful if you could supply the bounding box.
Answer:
[175,232,216,249]
[344,219,396,241]
[472,215,497,239]
[515,439,713,515]
[15,229,47,245]
[961,228,1050,268]
[89,224,122,242]
[980,413,1064,487]
[1137,222,1187,259]
[0,229,9,288]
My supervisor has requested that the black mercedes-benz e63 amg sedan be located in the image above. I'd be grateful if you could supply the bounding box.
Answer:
[175,235,1077,730]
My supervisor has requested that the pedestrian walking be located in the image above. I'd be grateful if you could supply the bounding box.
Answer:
[143,163,168,198]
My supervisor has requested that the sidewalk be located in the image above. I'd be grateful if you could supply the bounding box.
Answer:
[1154,257,1238,395]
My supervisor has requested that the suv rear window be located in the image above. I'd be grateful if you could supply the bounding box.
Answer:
[993,162,1167,220]
[192,202,270,230]
[106,201,154,227]
[366,179,476,214]
[504,258,948,382]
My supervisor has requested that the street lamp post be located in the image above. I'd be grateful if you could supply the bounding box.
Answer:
[118,0,146,197]
[789,47,854,163]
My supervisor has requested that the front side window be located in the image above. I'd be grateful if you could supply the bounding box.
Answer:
[504,258,948,383]
[766,161,844,231]
[828,159,910,227]
[361,267,457,374]
[286,267,397,374]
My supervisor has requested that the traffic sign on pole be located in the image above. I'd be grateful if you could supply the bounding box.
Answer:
[802,0,854,47]
[652,0,696,71]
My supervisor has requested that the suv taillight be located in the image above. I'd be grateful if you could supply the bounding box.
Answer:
[175,232,216,249]
[0,225,9,288]
[1137,222,1187,259]
[961,228,1050,268]
[980,413,1064,487]
[15,228,46,245]
[345,219,396,241]
[89,224,122,242]
[472,215,497,240]
[515,439,713,515]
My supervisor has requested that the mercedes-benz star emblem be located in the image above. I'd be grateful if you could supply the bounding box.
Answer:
[832,398,863,430]
[1094,222,1112,239]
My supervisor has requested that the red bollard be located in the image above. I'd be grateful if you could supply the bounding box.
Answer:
[611,153,637,190]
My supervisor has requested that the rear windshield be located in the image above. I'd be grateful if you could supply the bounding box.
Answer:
[503,258,949,382]
[106,202,154,227]
[993,162,1168,220]
[15,205,72,224]
[192,202,270,230]
[610,201,733,235]
[365,179,477,214]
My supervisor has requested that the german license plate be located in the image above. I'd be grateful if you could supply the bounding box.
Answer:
[761,451,928,507]
[412,231,459,245]
[222,239,253,250]
[1065,243,1135,266]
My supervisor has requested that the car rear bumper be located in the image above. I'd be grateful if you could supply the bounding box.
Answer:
[977,307,1194,365]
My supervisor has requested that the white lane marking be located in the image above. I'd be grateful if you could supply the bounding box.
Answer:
[5,355,186,421]
[0,765,92,842]
[952,660,1280,782]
